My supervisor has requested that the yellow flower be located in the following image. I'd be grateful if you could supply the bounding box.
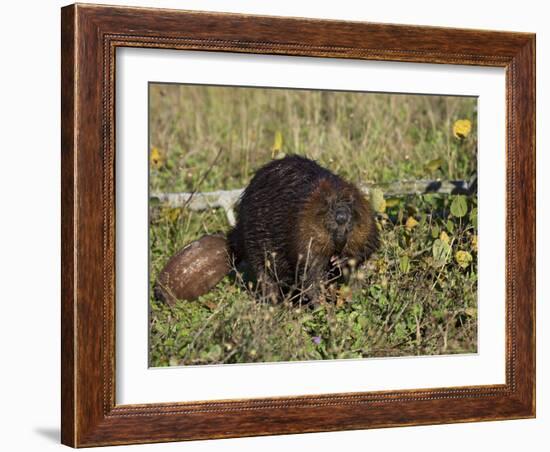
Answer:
[405,216,419,231]
[161,207,180,223]
[150,147,163,168]
[452,119,472,139]
[455,250,473,268]
[440,231,450,244]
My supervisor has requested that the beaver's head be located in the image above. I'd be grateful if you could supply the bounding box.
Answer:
[298,178,365,253]
[319,182,361,252]
[297,177,378,264]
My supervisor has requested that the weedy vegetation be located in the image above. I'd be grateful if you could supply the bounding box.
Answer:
[149,84,478,366]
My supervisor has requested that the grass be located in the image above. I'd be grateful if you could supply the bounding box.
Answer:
[148,84,478,366]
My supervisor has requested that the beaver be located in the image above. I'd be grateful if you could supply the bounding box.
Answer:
[228,155,378,304]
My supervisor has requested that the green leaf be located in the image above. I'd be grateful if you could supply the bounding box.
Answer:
[369,284,382,300]
[433,310,445,320]
[432,239,452,266]
[469,207,478,224]
[399,255,410,273]
[385,198,400,208]
[431,224,440,239]
[450,195,468,218]
[395,322,407,338]
[424,157,444,173]
[446,219,455,233]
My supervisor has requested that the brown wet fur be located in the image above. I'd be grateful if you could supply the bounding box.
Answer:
[228,155,379,304]
[296,178,378,269]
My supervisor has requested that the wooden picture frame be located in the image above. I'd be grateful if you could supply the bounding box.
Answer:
[61,3,535,447]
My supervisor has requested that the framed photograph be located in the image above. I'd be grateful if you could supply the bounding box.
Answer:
[61,3,535,447]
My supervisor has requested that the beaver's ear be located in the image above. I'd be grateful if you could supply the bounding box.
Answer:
[309,179,333,217]
[317,178,336,202]
[317,178,331,192]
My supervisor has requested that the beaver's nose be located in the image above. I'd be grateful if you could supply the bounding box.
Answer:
[335,208,349,225]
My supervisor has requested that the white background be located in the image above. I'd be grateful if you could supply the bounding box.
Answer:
[0,1,546,451]
[117,50,506,404]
